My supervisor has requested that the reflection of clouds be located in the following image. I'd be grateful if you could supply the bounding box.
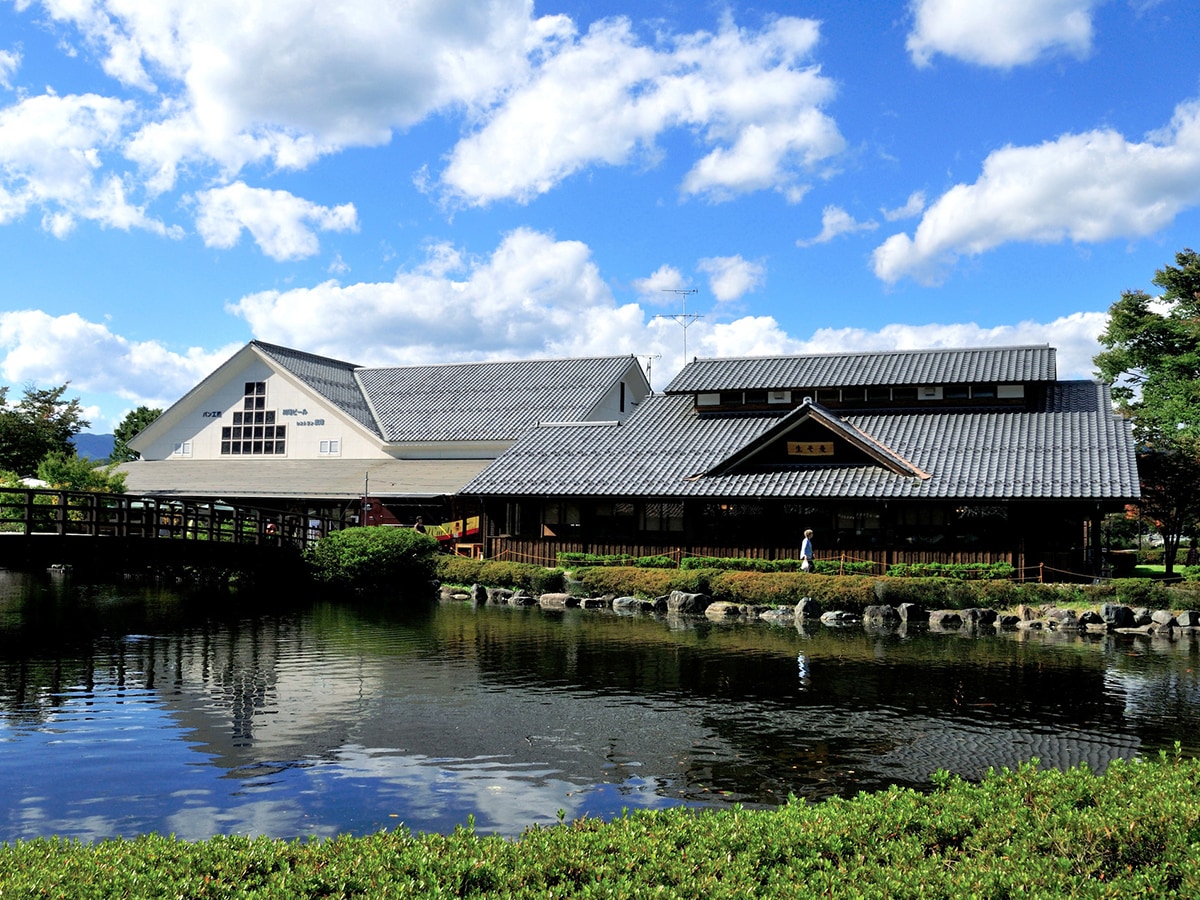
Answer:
[321,745,592,834]
[166,799,337,842]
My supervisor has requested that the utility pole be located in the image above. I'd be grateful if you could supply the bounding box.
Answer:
[652,289,702,362]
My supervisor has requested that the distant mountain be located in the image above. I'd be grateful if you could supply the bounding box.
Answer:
[72,433,115,461]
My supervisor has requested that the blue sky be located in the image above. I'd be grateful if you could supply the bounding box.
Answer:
[1,0,1197,433]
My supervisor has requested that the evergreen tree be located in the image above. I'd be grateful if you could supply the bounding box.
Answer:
[0,383,90,476]
[1095,249,1200,574]
[111,406,163,462]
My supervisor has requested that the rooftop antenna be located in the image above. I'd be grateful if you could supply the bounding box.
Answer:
[653,289,702,361]
[638,353,661,385]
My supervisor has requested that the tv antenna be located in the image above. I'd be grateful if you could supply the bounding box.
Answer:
[652,289,702,361]
[638,353,661,385]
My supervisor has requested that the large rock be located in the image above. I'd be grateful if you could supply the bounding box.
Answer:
[959,608,998,628]
[469,583,488,605]
[928,610,963,630]
[759,607,795,624]
[486,586,514,605]
[897,603,928,624]
[1151,609,1177,627]
[795,597,823,620]
[705,601,743,621]
[862,605,900,627]
[1177,610,1200,628]
[1101,604,1134,628]
[667,591,712,614]
[540,593,575,609]
[819,610,858,627]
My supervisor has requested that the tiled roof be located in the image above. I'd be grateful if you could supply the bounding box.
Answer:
[665,345,1057,393]
[254,342,380,436]
[357,356,641,442]
[256,342,643,443]
[120,458,492,500]
[460,381,1140,502]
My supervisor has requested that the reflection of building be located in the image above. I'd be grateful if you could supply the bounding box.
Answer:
[121,341,650,531]
[463,345,1140,575]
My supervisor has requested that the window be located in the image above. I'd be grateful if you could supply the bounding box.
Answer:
[971,384,996,399]
[815,388,839,404]
[620,382,626,413]
[319,439,341,455]
[221,381,285,455]
[172,441,192,457]
[641,501,683,532]
[866,387,891,403]
[892,387,918,401]
[743,390,768,405]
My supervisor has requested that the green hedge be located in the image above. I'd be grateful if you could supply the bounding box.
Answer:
[570,566,716,598]
[434,556,565,594]
[556,552,677,568]
[3,752,1198,898]
[885,561,1016,580]
[681,556,877,576]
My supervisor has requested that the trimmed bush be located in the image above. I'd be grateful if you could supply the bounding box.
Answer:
[1112,577,1173,608]
[556,552,677,568]
[304,526,438,590]
[886,561,1016,580]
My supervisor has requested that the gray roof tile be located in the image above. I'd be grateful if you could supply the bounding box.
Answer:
[665,345,1057,393]
[254,341,379,435]
[462,380,1139,502]
[256,341,644,443]
[357,356,642,442]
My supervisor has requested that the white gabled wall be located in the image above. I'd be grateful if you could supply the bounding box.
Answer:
[588,360,652,422]
[134,354,389,461]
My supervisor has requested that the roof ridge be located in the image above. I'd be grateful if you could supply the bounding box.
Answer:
[688,344,1052,363]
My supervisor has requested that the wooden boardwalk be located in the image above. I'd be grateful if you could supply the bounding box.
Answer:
[0,487,323,573]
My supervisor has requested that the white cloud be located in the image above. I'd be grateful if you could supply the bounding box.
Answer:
[882,190,925,221]
[872,98,1200,284]
[797,205,878,247]
[194,182,358,261]
[697,255,765,302]
[798,312,1108,380]
[633,264,688,302]
[0,49,19,89]
[0,309,239,424]
[34,0,549,183]
[0,91,171,235]
[227,228,645,362]
[440,15,843,205]
[907,0,1097,69]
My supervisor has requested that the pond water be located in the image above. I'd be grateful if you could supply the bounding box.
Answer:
[2,570,1199,843]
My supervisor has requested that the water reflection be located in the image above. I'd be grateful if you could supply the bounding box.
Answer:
[1,569,1199,842]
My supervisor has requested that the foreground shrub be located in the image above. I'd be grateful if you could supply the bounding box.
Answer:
[304,526,438,590]
[3,752,1197,898]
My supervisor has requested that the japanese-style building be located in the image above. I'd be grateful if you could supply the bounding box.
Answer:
[461,344,1140,577]
[120,341,652,543]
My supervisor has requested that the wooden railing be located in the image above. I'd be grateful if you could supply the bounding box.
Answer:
[0,487,332,551]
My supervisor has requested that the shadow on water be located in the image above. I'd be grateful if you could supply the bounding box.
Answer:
[1,569,1199,841]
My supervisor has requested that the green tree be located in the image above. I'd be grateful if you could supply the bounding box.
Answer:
[1095,249,1200,574]
[37,451,127,493]
[0,383,91,476]
[111,406,163,462]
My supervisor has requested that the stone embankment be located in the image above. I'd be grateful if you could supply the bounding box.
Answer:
[443,585,1200,637]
